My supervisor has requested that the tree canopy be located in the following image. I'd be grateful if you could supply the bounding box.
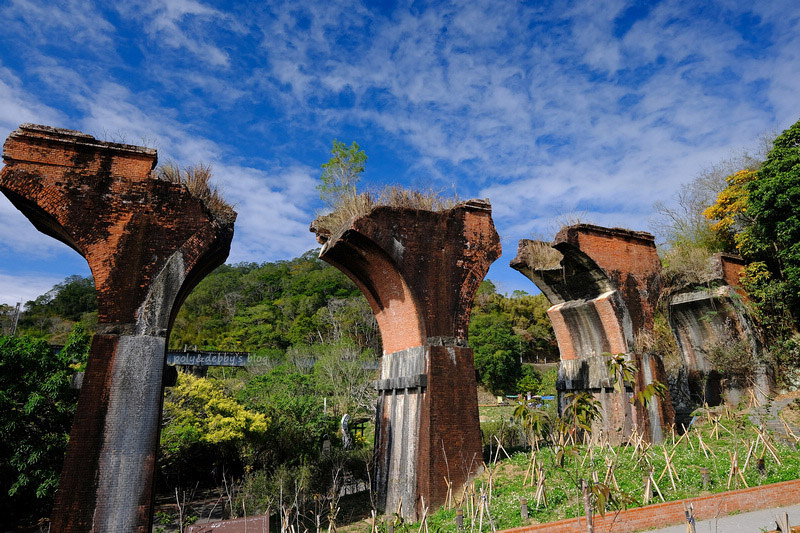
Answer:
[0,325,88,523]
[317,140,367,209]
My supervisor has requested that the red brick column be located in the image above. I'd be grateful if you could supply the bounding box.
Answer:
[311,200,501,520]
[0,124,235,532]
[511,225,673,443]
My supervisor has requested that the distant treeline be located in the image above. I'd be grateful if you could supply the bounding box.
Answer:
[2,249,558,394]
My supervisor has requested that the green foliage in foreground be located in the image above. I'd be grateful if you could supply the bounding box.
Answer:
[0,326,89,523]
[408,413,800,532]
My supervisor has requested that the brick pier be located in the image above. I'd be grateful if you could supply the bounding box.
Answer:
[511,225,673,443]
[311,199,501,520]
[0,124,235,532]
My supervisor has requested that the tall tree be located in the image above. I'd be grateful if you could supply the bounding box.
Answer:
[317,140,367,209]
[740,118,800,305]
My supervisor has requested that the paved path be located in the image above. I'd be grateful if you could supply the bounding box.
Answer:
[646,502,800,532]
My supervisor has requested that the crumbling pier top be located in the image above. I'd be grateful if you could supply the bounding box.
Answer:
[311,199,501,520]
[0,124,235,532]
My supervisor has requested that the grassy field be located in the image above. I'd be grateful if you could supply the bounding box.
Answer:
[394,407,800,532]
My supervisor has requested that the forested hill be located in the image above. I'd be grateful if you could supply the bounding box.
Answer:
[5,249,558,393]
[169,250,378,354]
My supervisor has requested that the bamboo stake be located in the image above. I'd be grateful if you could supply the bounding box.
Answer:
[756,427,783,465]
[727,450,747,489]
[779,414,800,442]
[444,476,453,509]
[523,452,537,487]
[775,512,791,533]
[648,469,665,502]
[659,447,680,490]
[417,496,429,533]
[478,488,485,533]
[494,436,511,461]
[671,427,691,452]
[487,466,494,507]
[603,457,619,491]
[742,442,756,472]
[535,466,548,508]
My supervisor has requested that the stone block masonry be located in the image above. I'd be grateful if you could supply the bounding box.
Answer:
[511,225,673,444]
[311,199,501,520]
[0,124,235,532]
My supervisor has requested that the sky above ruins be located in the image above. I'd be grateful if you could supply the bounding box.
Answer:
[1,0,799,306]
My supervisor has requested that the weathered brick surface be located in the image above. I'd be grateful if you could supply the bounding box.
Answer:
[0,124,235,532]
[511,226,673,443]
[312,200,500,520]
[422,345,484,511]
[499,478,800,533]
[553,225,662,333]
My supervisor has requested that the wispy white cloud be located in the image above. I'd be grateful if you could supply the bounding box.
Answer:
[1,0,115,48]
[216,164,321,263]
[115,0,238,67]
[1,0,800,301]
[0,272,66,307]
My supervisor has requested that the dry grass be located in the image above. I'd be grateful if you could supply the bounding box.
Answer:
[155,163,235,224]
[519,240,563,271]
[660,244,715,290]
[312,185,458,239]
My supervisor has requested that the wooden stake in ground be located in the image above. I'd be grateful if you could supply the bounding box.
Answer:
[603,457,619,491]
[775,512,792,532]
[683,502,696,533]
[486,464,495,507]
[755,427,783,465]
[478,487,495,533]
[483,492,496,532]
[648,468,665,503]
[779,413,800,444]
[696,432,715,459]
[726,450,748,490]
[658,446,681,491]
[681,425,695,452]
[634,440,652,469]
[742,441,756,473]
[494,435,511,462]
[443,476,453,509]
[535,465,548,509]
[671,428,690,451]
[523,451,537,487]
[417,495,429,533]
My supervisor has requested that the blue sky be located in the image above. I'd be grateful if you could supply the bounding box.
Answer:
[1,0,799,306]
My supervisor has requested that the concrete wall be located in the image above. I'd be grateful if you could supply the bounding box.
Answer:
[0,124,235,532]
